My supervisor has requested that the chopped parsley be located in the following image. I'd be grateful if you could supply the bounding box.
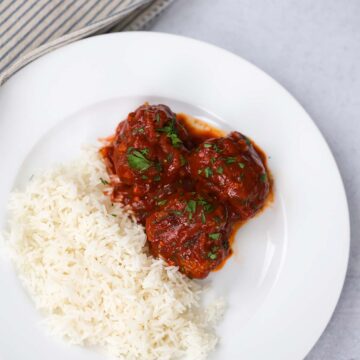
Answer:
[260,173,267,183]
[203,143,212,148]
[141,175,148,180]
[204,167,213,178]
[169,133,182,147]
[155,113,161,123]
[207,252,217,260]
[156,199,168,206]
[216,166,223,174]
[225,156,236,164]
[127,149,152,172]
[209,233,220,240]
[132,127,145,135]
[157,118,182,147]
[100,177,109,185]
[201,211,206,224]
[205,204,214,212]
[111,214,117,217]
[244,136,251,146]
[213,144,222,153]
[238,162,245,169]
[210,157,216,164]
[197,198,214,213]
[204,203,214,212]
[185,199,197,215]
[170,210,183,216]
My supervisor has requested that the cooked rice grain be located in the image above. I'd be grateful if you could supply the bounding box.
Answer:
[6,147,224,360]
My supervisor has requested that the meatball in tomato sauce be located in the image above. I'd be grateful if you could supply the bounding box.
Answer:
[188,132,270,220]
[146,192,231,279]
[101,104,272,279]
[101,104,190,222]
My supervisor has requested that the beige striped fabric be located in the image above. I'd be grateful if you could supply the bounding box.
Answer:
[0,0,174,85]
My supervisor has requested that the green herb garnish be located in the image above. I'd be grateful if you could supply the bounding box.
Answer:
[203,143,212,148]
[244,136,251,146]
[111,214,117,217]
[127,150,152,172]
[157,199,168,206]
[204,167,213,178]
[260,173,267,183]
[216,166,223,174]
[169,133,182,147]
[238,162,245,169]
[141,175,148,180]
[132,127,145,135]
[157,118,182,147]
[213,144,222,153]
[197,198,214,213]
[208,252,217,260]
[155,113,161,123]
[209,233,220,240]
[100,177,109,185]
[185,199,197,214]
[225,156,236,164]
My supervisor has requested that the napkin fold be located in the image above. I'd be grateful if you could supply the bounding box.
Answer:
[0,0,173,85]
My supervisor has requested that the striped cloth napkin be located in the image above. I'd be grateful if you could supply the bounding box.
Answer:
[0,0,173,85]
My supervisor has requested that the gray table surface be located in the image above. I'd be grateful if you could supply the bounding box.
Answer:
[148,1,360,359]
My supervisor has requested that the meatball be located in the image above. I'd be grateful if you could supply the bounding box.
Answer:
[101,104,190,221]
[145,192,231,279]
[188,132,270,220]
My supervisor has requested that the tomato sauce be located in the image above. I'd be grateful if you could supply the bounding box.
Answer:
[101,104,272,279]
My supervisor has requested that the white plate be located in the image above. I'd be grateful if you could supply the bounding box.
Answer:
[0,32,349,360]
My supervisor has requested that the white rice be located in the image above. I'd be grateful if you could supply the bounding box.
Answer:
[6,146,224,360]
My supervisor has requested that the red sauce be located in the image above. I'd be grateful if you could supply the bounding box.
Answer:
[101,104,273,279]
[177,113,225,144]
